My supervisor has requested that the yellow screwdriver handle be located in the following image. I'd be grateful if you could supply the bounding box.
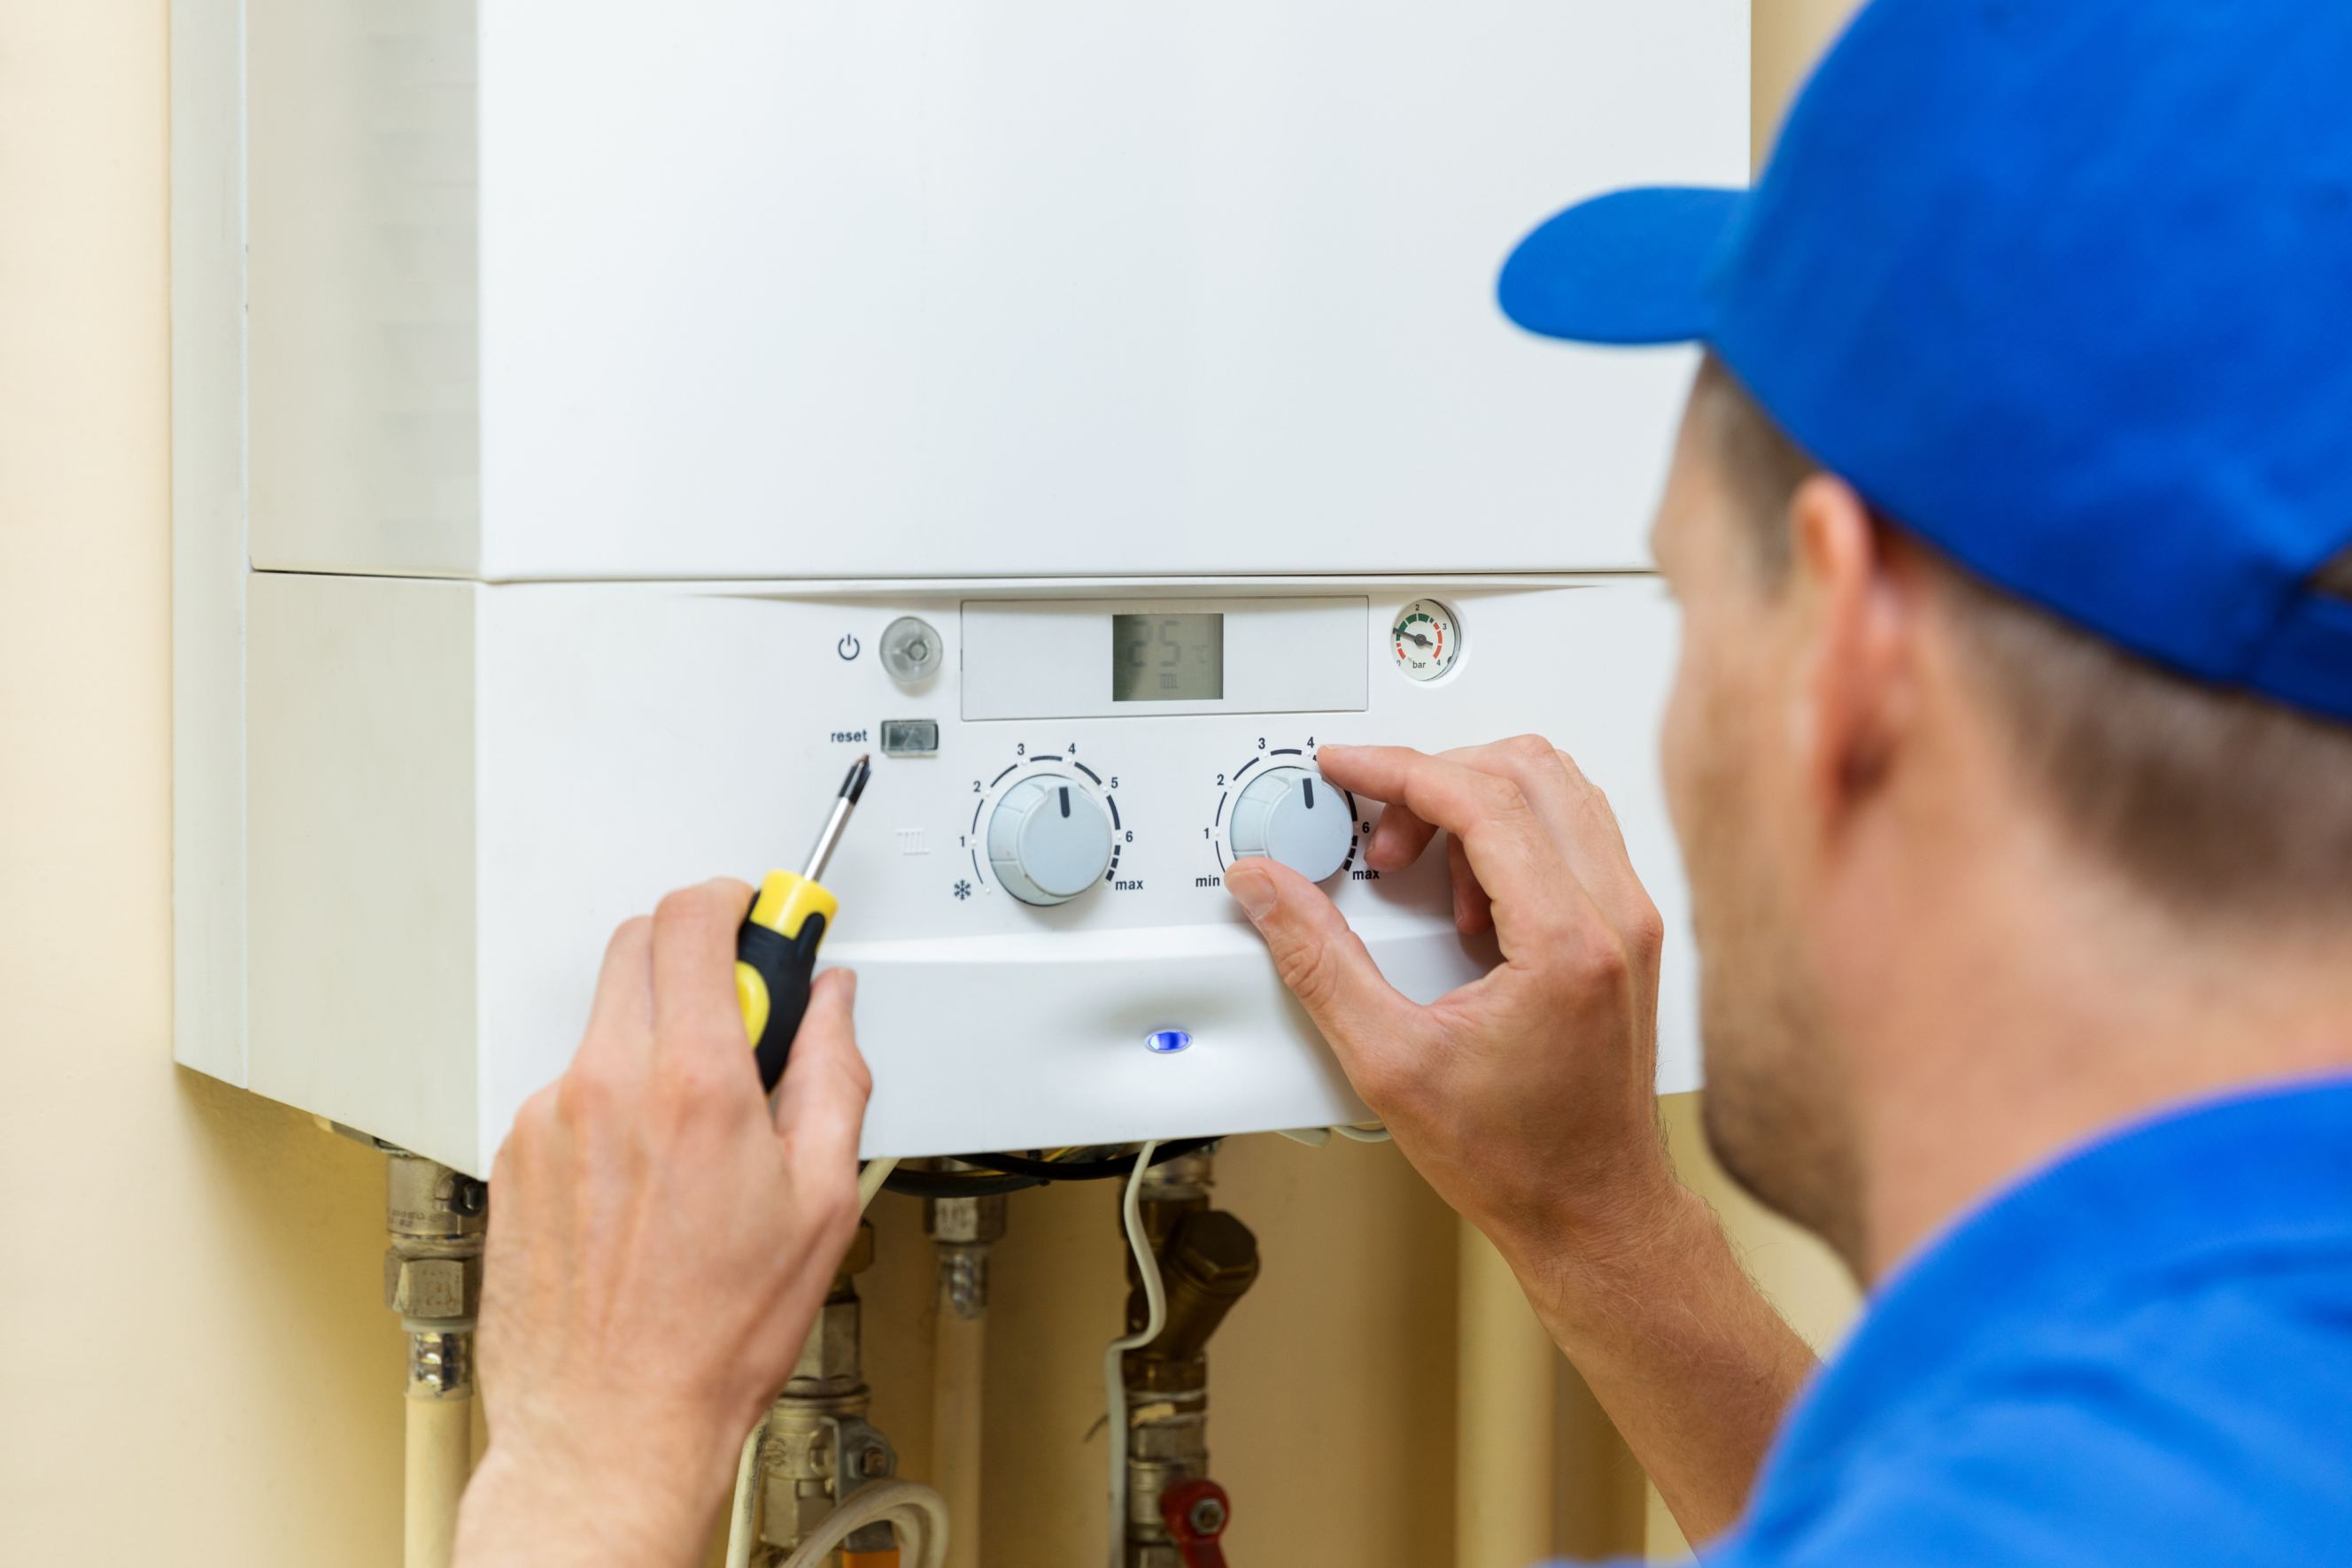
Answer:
[736,869,839,1092]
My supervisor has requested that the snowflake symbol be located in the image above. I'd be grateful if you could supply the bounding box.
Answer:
[953,879,973,901]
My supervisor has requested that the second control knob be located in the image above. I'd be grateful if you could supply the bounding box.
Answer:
[1229,765,1353,884]
[988,773,1114,907]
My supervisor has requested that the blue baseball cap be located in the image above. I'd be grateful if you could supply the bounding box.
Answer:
[1499,0,2352,726]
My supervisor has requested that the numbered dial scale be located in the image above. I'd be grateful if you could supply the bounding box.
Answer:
[1391,599,1461,682]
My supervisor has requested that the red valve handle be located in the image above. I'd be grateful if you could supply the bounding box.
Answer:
[1163,1478,1233,1568]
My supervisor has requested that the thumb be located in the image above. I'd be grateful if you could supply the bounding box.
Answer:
[771,969,871,1180]
[1225,857,1417,1079]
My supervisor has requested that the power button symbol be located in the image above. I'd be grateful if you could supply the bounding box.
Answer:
[837,633,862,661]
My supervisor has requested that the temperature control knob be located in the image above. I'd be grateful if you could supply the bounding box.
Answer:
[1228,766,1352,884]
[988,774,1115,906]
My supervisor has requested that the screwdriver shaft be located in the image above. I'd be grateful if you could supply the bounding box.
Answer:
[801,754,871,884]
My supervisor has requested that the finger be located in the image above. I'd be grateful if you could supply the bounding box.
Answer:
[1362,741,1536,882]
[1360,738,1651,961]
[1364,799,1440,871]
[1447,834,1493,935]
[1225,857,1420,1080]
[580,915,655,1058]
[772,969,872,1179]
[1312,745,1574,953]
[650,877,756,1061]
[1544,748,1659,938]
[1320,744,1438,869]
[1448,738,1655,945]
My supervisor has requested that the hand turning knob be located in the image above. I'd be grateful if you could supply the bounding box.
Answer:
[1228,765,1352,884]
[987,774,1114,906]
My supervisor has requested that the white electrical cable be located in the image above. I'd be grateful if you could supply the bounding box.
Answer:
[1331,1122,1392,1143]
[722,1424,763,1568]
[723,1157,905,1568]
[1102,1140,1166,1568]
[857,1155,901,1209]
[776,1479,952,1568]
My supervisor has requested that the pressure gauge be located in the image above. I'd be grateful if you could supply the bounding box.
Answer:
[1391,599,1461,682]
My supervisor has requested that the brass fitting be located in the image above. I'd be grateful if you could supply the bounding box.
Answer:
[925,1188,1008,1318]
[383,1153,487,1399]
[758,1219,899,1563]
[1126,1209,1260,1391]
[1120,1147,1258,1568]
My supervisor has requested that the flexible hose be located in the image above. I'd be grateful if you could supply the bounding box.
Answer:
[723,1157,903,1568]
[1332,1123,1392,1143]
[1101,1140,1166,1568]
[777,1480,951,1568]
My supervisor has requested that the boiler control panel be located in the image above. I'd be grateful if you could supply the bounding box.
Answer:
[242,573,1696,1170]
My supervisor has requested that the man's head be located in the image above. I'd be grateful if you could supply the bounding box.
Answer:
[1655,358,2352,1260]
[1495,0,2352,1268]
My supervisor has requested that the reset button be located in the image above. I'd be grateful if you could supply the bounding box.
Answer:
[881,719,940,757]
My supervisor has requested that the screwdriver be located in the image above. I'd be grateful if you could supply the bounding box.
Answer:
[737,754,870,1093]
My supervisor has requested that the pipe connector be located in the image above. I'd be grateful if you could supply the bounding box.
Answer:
[760,1219,891,1560]
[383,1153,488,1398]
[925,1191,1008,1319]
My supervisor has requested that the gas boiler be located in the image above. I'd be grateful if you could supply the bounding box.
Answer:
[174,1,1750,1173]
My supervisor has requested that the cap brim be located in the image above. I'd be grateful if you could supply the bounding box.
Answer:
[1497,186,1744,345]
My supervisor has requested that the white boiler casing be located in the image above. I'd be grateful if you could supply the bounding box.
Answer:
[174,1,1748,1174]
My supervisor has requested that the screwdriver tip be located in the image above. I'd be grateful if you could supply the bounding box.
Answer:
[844,754,871,804]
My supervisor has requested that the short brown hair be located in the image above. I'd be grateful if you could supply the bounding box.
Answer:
[1692,356,2352,921]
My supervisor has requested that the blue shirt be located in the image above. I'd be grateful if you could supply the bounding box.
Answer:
[1630,1078,2352,1565]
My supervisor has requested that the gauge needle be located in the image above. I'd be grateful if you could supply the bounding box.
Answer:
[1404,630,1434,649]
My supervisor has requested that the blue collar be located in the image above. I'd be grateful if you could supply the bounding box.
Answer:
[1751,1075,2352,1517]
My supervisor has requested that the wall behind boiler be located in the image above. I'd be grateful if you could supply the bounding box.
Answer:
[0,5,412,1560]
[0,4,1860,1564]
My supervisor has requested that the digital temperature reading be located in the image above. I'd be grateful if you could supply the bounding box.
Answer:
[1112,613,1225,702]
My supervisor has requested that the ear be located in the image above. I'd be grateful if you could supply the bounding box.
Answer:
[1783,475,1922,829]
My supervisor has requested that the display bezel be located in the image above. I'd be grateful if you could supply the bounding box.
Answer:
[960,597,1368,721]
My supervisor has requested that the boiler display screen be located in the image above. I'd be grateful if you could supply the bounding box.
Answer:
[1112,613,1224,702]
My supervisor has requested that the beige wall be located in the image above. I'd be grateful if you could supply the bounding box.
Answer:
[1755,0,1864,155]
[0,4,1857,1564]
[0,6,411,1559]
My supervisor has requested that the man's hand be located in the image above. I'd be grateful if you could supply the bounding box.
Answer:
[1224,738,1679,1257]
[455,878,871,1567]
[1226,739,1815,1543]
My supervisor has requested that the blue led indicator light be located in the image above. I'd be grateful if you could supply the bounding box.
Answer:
[1144,1028,1193,1054]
